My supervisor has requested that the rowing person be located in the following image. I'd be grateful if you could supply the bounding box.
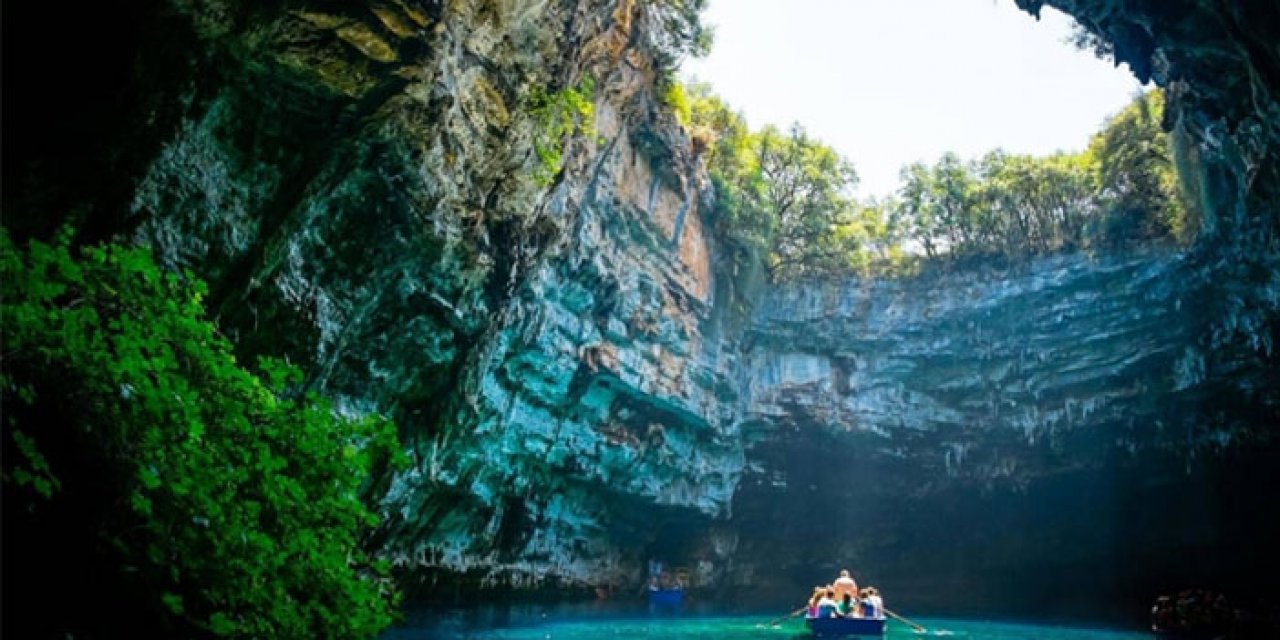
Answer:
[807,586,827,617]
[832,569,859,601]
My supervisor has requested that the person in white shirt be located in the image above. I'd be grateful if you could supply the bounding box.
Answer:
[865,586,884,618]
[816,588,840,618]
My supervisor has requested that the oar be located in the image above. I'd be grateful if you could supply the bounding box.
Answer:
[884,607,927,633]
[763,606,807,627]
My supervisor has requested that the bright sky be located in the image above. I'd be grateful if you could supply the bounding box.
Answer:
[680,0,1147,199]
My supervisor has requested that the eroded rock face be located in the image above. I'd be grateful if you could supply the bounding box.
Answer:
[1017,0,1280,366]
[3,0,739,591]
[729,249,1278,615]
[93,0,743,592]
[747,251,1197,476]
[4,0,1277,613]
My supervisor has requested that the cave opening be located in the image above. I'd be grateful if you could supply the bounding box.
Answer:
[0,0,1276,636]
[677,0,1280,625]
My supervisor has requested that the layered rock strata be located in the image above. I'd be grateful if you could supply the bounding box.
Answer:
[3,0,1278,608]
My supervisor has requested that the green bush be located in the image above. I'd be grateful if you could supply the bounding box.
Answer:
[1,228,402,638]
[663,81,693,129]
[525,78,596,186]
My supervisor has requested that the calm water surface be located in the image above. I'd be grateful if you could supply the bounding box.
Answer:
[387,608,1153,640]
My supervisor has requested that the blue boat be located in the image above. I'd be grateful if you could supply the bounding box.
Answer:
[805,616,886,637]
[647,588,684,606]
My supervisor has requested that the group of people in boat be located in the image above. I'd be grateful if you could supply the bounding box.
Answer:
[1150,589,1232,634]
[806,569,884,619]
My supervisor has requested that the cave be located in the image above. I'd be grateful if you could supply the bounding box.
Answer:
[2,0,1277,637]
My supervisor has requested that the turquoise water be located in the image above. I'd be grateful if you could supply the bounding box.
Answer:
[388,613,1152,639]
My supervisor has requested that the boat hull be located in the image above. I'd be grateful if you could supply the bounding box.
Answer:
[647,588,683,606]
[806,616,886,637]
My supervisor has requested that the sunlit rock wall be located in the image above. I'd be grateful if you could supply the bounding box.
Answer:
[5,0,1278,613]
[747,251,1199,476]
[730,248,1278,615]
[4,0,744,593]
[1017,0,1280,367]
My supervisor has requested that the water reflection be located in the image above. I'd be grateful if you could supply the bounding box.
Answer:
[385,604,1152,640]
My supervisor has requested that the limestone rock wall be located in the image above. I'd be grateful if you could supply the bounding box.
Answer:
[1018,0,1280,365]
[37,0,746,591]
[747,251,1199,478]
[5,0,1278,609]
[730,250,1278,614]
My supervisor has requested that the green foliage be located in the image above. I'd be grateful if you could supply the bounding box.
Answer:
[755,124,863,279]
[6,428,60,498]
[898,153,977,258]
[892,90,1192,262]
[685,84,767,256]
[897,149,1098,259]
[686,83,874,281]
[1089,89,1195,242]
[688,86,1189,282]
[0,228,403,638]
[663,81,693,129]
[526,78,596,186]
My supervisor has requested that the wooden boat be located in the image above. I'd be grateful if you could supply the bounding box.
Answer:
[647,587,683,606]
[805,616,886,637]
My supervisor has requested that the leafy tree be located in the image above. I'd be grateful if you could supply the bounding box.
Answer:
[1088,89,1192,242]
[663,81,693,128]
[686,85,870,280]
[897,154,978,258]
[1,228,403,638]
[828,200,895,273]
[685,86,1188,280]
[975,150,1096,254]
[893,92,1187,264]
[755,124,861,278]
[899,150,1098,260]
[686,83,770,252]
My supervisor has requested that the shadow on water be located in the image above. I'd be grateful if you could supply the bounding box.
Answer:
[384,603,1154,640]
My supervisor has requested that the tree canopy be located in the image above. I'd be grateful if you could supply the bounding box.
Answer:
[677,85,1194,282]
[893,89,1193,262]
[685,84,878,281]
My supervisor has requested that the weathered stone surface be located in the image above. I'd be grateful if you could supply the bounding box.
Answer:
[4,0,1277,614]
[1019,0,1280,364]
[748,250,1198,469]
[729,249,1277,615]
[110,0,746,592]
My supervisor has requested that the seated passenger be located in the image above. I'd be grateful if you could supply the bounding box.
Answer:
[816,588,839,618]
[836,593,856,618]
[859,588,877,618]
[807,586,826,618]
[867,587,884,618]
